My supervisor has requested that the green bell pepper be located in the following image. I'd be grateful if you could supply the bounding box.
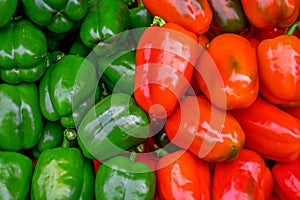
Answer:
[0,19,48,84]
[0,83,43,151]
[0,151,33,199]
[99,51,136,94]
[21,0,89,33]
[0,0,18,28]
[69,36,92,57]
[95,152,156,200]
[78,93,149,160]
[31,130,95,199]
[80,0,130,49]
[37,121,64,153]
[129,4,153,29]
[39,55,99,128]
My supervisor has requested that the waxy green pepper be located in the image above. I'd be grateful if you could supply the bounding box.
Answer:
[0,0,17,28]
[0,83,43,151]
[78,93,149,160]
[80,0,130,49]
[31,130,95,199]
[0,19,48,84]
[21,0,89,33]
[98,51,136,94]
[0,151,33,199]
[95,152,156,200]
[39,55,99,128]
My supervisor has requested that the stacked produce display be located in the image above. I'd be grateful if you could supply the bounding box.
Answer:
[0,0,300,199]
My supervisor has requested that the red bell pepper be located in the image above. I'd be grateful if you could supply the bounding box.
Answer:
[212,148,273,200]
[165,95,245,162]
[156,150,211,200]
[134,22,199,119]
[272,156,300,200]
[231,97,300,162]
[257,23,300,107]
[241,0,300,29]
[142,0,212,35]
[195,33,259,110]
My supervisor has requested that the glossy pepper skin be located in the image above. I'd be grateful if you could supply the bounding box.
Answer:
[165,95,245,162]
[129,3,153,29]
[156,150,211,200]
[0,0,17,28]
[142,0,212,35]
[257,32,300,107]
[241,0,300,29]
[39,55,98,128]
[0,151,33,199]
[78,93,149,161]
[80,0,130,49]
[99,51,136,95]
[272,156,300,200]
[36,121,64,153]
[0,83,43,151]
[195,33,259,110]
[0,19,48,84]
[31,147,94,199]
[207,0,248,34]
[212,148,273,200]
[95,152,156,200]
[21,0,89,33]
[231,97,300,162]
[134,23,199,119]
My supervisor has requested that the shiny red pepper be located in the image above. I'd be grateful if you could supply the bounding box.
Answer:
[231,97,300,162]
[134,22,199,119]
[257,23,300,107]
[156,150,211,200]
[241,0,300,29]
[272,156,300,200]
[142,0,212,35]
[165,95,245,162]
[212,148,273,200]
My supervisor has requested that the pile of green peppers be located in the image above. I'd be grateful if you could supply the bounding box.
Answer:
[0,0,156,199]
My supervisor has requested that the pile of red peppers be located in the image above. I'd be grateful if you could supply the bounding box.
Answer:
[133,0,300,199]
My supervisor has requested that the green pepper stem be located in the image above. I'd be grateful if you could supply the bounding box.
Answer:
[62,129,77,148]
[155,148,169,157]
[151,16,166,26]
[129,151,137,162]
[286,21,300,35]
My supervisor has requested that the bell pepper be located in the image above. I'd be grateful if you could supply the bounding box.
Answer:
[0,19,48,84]
[0,0,17,28]
[95,152,156,200]
[156,150,211,200]
[0,83,43,151]
[0,151,33,199]
[165,95,245,162]
[129,3,153,29]
[241,0,300,29]
[31,129,95,199]
[134,22,199,119]
[80,0,130,49]
[212,148,273,200]
[284,106,300,120]
[272,156,300,200]
[231,97,300,162]
[36,121,64,153]
[98,51,136,94]
[78,93,149,160]
[257,23,300,107]
[39,55,99,128]
[142,0,212,35]
[195,33,259,110]
[207,0,248,34]
[69,36,92,57]
[21,0,89,33]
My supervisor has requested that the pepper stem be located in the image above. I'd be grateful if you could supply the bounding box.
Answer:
[62,129,77,148]
[155,148,169,157]
[286,21,300,35]
[128,151,137,162]
[151,16,166,27]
